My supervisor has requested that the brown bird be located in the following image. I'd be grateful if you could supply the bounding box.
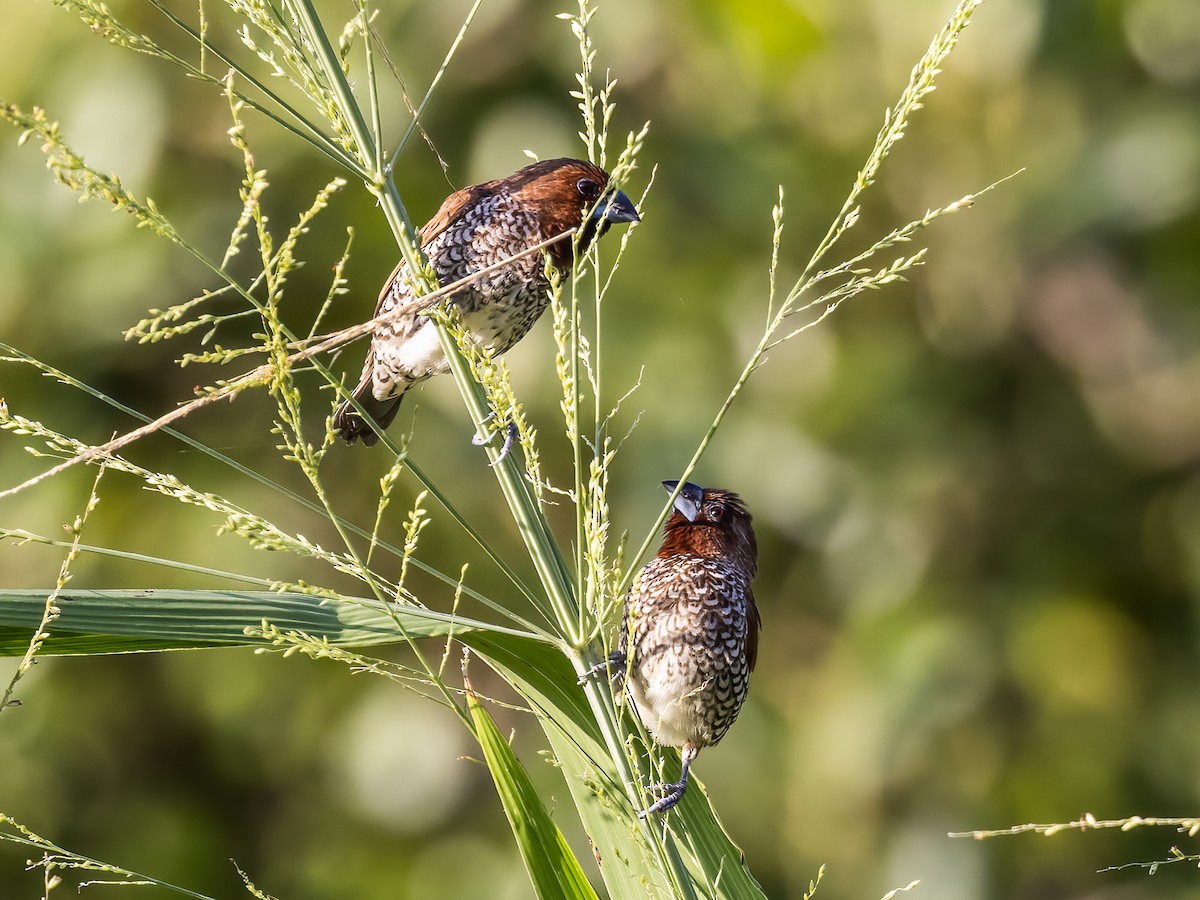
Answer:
[618,479,761,817]
[333,158,639,446]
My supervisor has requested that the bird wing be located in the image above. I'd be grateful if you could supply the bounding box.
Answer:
[419,182,491,245]
[368,182,493,323]
[745,586,761,671]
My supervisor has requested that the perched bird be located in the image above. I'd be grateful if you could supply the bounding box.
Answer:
[618,480,761,817]
[333,158,640,446]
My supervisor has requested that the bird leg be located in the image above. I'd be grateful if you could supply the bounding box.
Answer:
[470,410,518,466]
[577,650,626,686]
[639,744,698,818]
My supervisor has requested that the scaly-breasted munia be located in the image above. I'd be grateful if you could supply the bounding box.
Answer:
[333,158,639,446]
[619,480,761,816]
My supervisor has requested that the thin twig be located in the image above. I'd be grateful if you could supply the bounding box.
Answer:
[0,229,574,500]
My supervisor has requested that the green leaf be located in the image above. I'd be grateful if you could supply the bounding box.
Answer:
[468,684,602,900]
[0,589,538,656]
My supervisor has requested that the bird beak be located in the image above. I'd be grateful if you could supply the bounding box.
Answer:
[662,479,703,523]
[592,189,640,225]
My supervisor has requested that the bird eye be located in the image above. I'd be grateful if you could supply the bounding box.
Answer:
[576,177,601,199]
[706,502,726,522]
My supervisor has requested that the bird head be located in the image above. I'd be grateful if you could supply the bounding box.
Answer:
[503,158,639,269]
[658,480,758,575]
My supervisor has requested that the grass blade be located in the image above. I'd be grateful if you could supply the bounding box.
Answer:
[467,680,602,900]
[0,589,542,656]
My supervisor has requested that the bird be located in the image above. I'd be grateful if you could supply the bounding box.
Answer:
[332,158,640,446]
[614,479,761,817]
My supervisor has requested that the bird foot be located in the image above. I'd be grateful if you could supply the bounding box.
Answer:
[638,780,688,818]
[637,746,695,818]
[577,651,626,686]
[471,411,518,466]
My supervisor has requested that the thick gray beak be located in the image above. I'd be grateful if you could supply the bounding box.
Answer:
[662,479,703,523]
[592,189,640,225]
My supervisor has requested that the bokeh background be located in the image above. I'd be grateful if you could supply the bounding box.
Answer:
[4,0,1200,897]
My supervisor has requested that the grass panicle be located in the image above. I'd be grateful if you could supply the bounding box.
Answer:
[618,0,997,590]
[950,814,1200,882]
[0,465,103,714]
[950,813,1200,840]
[0,812,219,898]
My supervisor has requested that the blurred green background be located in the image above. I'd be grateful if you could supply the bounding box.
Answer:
[4,0,1200,897]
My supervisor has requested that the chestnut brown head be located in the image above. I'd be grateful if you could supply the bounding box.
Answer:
[658,480,758,576]
[499,158,639,268]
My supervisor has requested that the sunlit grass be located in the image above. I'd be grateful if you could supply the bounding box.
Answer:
[0,0,1002,896]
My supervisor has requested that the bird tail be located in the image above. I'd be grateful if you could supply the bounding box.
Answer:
[332,372,406,447]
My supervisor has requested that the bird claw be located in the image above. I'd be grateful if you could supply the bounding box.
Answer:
[637,746,695,818]
[471,411,518,466]
[577,651,626,686]
[638,780,687,818]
